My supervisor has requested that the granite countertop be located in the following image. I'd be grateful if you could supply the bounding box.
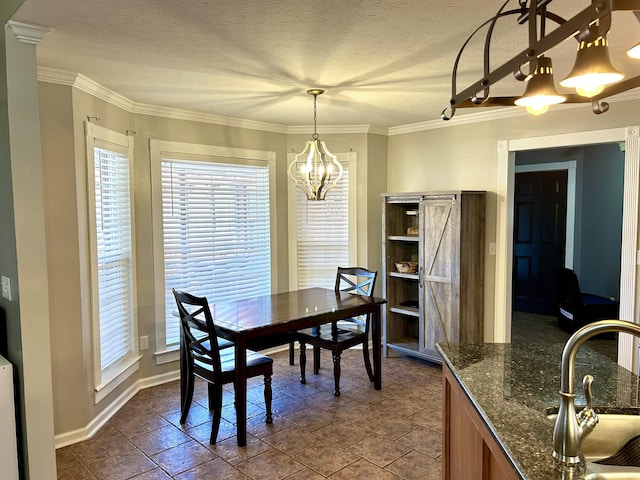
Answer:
[437,342,640,480]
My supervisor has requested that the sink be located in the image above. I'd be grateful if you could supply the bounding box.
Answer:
[548,411,640,478]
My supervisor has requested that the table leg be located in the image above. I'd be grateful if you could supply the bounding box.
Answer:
[372,305,382,390]
[235,336,247,446]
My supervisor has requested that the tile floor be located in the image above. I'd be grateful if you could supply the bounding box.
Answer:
[57,312,615,479]
[56,348,444,480]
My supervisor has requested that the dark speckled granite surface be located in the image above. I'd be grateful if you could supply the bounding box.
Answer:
[437,343,640,480]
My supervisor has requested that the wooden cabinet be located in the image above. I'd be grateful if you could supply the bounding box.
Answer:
[381,192,485,363]
[443,363,520,480]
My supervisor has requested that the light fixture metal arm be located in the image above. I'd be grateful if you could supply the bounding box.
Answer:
[442,0,636,120]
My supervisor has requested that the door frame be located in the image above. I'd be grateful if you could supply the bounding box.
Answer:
[495,126,640,372]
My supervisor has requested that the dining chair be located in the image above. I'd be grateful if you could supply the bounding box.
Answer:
[172,289,273,443]
[297,267,378,396]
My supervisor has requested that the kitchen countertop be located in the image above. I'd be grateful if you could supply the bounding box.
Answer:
[437,342,640,479]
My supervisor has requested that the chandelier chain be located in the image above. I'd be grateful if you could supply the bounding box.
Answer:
[312,93,319,140]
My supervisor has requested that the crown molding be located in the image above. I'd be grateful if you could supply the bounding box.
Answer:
[36,67,389,135]
[132,103,288,134]
[389,89,640,135]
[7,20,50,45]
[36,66,640,137]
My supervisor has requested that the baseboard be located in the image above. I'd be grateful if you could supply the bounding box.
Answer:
[54,369,179,448]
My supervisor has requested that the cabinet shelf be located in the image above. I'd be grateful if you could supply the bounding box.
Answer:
[389,272,418,280]
[390,305,419,317]
[388,235,419,242]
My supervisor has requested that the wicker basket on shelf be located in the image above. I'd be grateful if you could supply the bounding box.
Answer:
[395,261,418,274]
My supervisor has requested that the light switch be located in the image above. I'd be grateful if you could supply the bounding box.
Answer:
[489,243,496,255]
[1,276,12,301]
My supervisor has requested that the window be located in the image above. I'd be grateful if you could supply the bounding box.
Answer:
[85,122,138,403]
[151,141,276,362]
[288,153,357,289]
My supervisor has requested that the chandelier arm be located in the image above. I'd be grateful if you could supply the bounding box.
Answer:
[477,0,514,103]
[444,7,527,118]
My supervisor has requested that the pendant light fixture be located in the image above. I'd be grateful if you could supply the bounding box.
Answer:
[287,89,343,201]
[441,0,640,120]
[514,56,566,115]
[560,32,624,98]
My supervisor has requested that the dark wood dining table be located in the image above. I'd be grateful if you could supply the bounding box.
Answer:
[203,287,386,446]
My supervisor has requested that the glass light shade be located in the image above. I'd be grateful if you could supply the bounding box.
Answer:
[560,35,624,97]
[287,138,343,200]
[628,42,640,59]
[514,57,566,115]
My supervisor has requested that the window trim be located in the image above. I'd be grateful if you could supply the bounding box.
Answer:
[287,152,357,289]
[84,122,139,404]
[149,140,277,364]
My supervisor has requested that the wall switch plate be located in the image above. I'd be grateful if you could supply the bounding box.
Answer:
[489,243,496,256]
[139,336,149,351]
[1,276,11,301]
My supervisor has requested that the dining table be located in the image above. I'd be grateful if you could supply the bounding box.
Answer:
[193,287,386,446]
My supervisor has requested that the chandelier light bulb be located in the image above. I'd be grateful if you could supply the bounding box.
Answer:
[627,42,640,59]
[525,104,549,116]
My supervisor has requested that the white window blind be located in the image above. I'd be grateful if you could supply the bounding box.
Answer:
[93,146,135,371]
[161,159,271,348]
[85,121,139,402]
[295,166,350,289]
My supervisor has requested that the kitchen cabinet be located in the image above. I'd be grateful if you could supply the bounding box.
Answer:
[381,192,485,363]
[443,362,520,480]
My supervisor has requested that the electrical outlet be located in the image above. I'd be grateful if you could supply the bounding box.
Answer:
[1,276,11,301]
[139,335,149,351]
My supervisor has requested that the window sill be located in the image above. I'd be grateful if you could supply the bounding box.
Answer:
[154,346,179,365]
[94,354,142,404]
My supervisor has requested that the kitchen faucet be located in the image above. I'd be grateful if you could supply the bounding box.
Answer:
[553,319,640,466]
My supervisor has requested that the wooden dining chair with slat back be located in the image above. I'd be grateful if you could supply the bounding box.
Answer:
[297,267,377,396]
[172,289,273,443]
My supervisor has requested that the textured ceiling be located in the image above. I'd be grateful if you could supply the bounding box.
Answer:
[11,0,640,128]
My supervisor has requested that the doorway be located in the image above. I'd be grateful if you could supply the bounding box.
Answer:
[510,145,624,356]
[494,126,639,371]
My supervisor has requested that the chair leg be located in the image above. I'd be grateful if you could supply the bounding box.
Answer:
[209,384,223,444]
[299,342,307,384]
[332,351,342,396]
[264,374,273,424]
[180,370,195,424]
[313,346,321,374]
[362,341,374,382]
[289,340,295,365]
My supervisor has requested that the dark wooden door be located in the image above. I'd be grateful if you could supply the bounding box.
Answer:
[512,170,568,315]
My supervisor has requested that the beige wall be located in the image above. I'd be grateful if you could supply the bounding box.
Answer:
[388,99,640,340]
[40,85,388,437]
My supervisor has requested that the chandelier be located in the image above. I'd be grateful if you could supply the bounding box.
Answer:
[287,89,343,201]
[441,0,640,120]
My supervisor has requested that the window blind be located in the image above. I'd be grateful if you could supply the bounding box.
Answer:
[161,159,271,347]
[295,166,349,289]
[94,147,134,372]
